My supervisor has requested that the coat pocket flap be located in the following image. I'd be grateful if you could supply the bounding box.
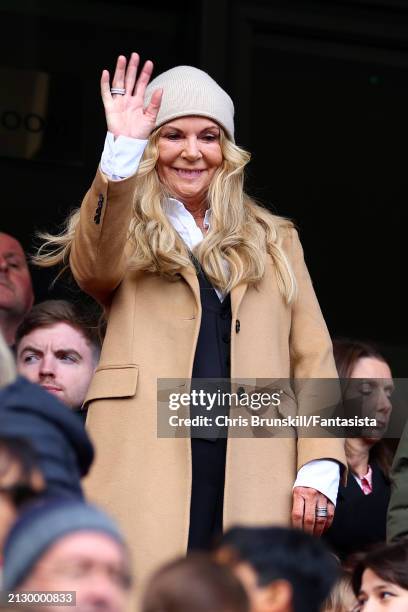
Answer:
[84,364,139,404]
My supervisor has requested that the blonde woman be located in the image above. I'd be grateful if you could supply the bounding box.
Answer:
[35,54,346,586]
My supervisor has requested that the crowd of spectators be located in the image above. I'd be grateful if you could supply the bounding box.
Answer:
[2,41,408,610]
[1,228,408,611]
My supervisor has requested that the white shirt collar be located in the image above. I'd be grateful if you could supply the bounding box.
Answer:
[163,198,210,251]
[163,198,225,301]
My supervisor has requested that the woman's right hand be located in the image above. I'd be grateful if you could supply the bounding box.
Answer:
[100,53,163,140]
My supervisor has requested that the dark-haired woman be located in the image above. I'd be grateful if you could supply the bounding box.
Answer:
[352,539,408,610]
[324,339,394,559]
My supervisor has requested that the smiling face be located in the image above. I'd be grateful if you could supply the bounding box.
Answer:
[357,568,408,611]
[16,322,96,409]
[156,116,223,209]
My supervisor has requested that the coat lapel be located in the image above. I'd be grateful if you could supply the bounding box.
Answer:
[231,282,248,318]
[180,260,248,317]
[179,264,201,310]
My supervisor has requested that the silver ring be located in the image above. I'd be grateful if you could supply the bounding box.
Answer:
[111,87,126,95]
[315,506,328,517]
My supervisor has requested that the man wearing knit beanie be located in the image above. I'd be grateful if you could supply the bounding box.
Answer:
[2,499,132,611]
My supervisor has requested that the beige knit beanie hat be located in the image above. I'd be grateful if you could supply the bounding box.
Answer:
[144,65,235,142]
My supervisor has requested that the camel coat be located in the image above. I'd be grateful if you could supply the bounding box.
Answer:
[70,168,346,587]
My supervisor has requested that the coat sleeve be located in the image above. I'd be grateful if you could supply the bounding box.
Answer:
[70,168,138,304]
[387,421,408,541]
[285,228,347,480]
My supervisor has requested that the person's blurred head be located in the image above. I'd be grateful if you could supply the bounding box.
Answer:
[321,569,357,612]
[16,300,101,409]
[0,437,44,556]
[352,540,408,611]
[0,377,94,498]
[214,526,338,612]
[0,233,34,346]
[3,499,131,612]
[333,338,394,443]
[141,554,249,612]
[0,330,16,388]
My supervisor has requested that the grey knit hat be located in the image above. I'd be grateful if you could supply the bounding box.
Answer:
[3,498,126,590]
[145,65,235,141]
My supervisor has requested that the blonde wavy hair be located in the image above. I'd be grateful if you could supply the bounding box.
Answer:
[34,127,297,303]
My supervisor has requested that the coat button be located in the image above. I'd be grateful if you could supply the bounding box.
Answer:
[237,386,245,398]
[222,333,230,344]
[235,319,241,333]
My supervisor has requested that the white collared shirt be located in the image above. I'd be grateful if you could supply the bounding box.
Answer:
[100,132,341,505]
[162,197,210,250]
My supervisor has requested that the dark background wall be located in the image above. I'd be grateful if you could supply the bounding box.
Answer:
[1,0,407,373]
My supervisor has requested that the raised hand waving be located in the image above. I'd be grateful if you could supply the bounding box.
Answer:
[100,53,163,140]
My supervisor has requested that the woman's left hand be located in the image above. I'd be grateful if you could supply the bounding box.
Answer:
[291,486,334,536]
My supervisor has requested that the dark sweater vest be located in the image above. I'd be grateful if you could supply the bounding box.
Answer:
[187,258,232,550]
[323,460,391,559]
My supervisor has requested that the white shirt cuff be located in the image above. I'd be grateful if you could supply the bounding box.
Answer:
[100,132,148,180]
[294,459,340,506]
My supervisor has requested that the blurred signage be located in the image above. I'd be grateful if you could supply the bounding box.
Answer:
[0,66,83,165]
[0,67,49,159]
